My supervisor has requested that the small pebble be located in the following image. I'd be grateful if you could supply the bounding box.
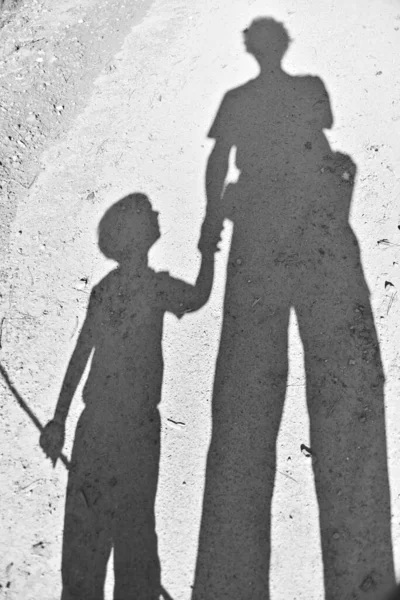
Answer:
[360,574,376,592]
[333,532,340,540]
[236,258,242,265]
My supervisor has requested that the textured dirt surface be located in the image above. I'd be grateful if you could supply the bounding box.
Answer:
[1,0,400,599]
[0,0,149,264]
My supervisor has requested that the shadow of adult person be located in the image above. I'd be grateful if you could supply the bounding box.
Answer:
[192,18,395,600]
[40,193,215,600]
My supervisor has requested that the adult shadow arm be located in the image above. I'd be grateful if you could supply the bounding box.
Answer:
[198,136,231,256]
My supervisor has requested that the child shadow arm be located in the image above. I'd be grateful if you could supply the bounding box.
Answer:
[166,136,231,317]
[40,291,97,465]
[52,315,94,425]
[159,248,216,319]
[161,94,232,317]
[181,248,216,315]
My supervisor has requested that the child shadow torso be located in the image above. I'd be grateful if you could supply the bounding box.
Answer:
[82,267,183,416]
[63,267,187,600]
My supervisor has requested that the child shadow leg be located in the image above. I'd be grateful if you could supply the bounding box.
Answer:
[61,477,112,600]
[113,516,161,600]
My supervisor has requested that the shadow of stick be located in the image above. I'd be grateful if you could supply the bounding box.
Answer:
[0,362,71,469]
[161,585,175,600]
[0,362,176,600]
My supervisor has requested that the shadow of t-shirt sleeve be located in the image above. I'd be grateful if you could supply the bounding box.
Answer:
[208,91,238,144]
[155,271,198,319]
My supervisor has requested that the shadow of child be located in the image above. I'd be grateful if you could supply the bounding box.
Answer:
[40,193,215,600]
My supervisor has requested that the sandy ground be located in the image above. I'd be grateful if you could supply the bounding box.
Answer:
[1,0,400,599]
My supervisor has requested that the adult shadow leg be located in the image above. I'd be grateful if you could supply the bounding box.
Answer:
[297,265,395,600]
[193,299,289,600]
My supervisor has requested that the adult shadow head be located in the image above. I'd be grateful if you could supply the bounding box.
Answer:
[193,18,395,600]
[41,193,213,600]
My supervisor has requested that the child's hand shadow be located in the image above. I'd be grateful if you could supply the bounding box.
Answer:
[40,420,65,467]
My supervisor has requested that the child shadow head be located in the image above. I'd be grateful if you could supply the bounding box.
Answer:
[243,17,291,67]
[98,192,160,266]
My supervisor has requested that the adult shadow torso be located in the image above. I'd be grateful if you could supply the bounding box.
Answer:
[193,19,394,600]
